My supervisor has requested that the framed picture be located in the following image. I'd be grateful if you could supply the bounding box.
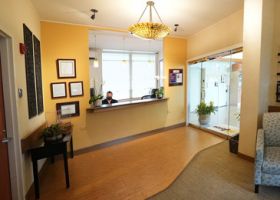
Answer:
[50,82,67,98]
[169,69,183,86]
[56,59,76,78]
[56,101,80,118]
[69,81,84,97]
[276,81,280,102]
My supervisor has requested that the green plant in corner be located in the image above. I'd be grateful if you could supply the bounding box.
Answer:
[89,79,103,106]
[196,101,215,125]
[195,101,215,115]
[155,87,164,99]
[89,94,103,104]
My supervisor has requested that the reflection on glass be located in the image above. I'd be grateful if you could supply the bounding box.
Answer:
[102,53,130,99]
[132,54,156,98]
[188,51,243,137]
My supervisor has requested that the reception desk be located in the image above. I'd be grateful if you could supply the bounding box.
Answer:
[87,98,168,113]
[73,98,170,151]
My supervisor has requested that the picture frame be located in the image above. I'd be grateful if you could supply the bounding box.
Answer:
[56,59,76,78]
[56,101,80,119]
[69,81,84,97]
[276,81,280,102]
[169,69,183,86]
[50,82,67,99]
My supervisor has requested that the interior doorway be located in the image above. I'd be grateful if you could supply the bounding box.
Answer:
[188,49,242,138]
[0,32,24,200]
[0,54,12,200]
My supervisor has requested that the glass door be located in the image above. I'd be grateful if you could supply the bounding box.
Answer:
[188,50,243,137]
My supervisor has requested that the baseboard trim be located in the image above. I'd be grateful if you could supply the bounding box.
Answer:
[238,152,255,162]
[75,122,186,155]
[25,159,49,200]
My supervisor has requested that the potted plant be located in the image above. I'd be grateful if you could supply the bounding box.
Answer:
[89,80,103,108]
[155,87,164,99]
[196,101,215,125]
[42,124,65,143]
[89,94,103,108]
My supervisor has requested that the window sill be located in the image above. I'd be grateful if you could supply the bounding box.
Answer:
[87,97,168,113]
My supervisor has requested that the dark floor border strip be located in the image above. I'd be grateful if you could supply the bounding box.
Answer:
[74,122,186,156]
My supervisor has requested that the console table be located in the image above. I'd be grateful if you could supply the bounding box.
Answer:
[23,122,74,199]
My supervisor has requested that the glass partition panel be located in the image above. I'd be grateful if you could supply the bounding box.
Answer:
[188,62,202,126]
[188,50,242,138]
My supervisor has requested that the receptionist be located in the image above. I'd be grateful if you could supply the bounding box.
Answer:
[102,91,118,104]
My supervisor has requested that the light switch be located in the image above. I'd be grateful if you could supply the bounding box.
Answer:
[18,88,23,98]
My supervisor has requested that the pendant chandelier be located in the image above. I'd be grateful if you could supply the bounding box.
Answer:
[128,1,171,40]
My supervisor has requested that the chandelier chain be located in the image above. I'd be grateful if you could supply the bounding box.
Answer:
[137,5,149,23]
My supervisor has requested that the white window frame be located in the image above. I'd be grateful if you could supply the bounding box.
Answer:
[101,50,160,101]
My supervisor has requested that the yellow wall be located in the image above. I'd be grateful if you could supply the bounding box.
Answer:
[41,22,187,150]
[163,37,187,126]
[0,0,46,194]
[187,9,243,59]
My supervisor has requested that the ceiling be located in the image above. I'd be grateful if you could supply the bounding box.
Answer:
[32,0,243,37]
[89,30,162,52]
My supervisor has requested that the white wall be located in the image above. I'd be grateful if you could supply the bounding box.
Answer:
[0,0,46,195]
[239,0,275,157]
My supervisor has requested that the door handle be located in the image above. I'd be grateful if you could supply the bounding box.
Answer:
[1,130,12,143]
[1,137,12,143]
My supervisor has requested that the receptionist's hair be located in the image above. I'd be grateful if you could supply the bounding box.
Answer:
[107,91,113,94]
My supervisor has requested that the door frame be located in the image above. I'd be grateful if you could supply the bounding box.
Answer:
[0,31,24,200]
[185,43,243,126]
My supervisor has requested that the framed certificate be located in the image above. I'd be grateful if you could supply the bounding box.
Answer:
[169,69,183,86]
[56,59,76,78]
[50,82,67,98]
[69,81,84,97]
[56,101,80,118]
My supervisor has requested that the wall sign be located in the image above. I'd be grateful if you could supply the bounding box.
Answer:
[169,69,183,86]
[33,35,44,114]
[23,24,37,118]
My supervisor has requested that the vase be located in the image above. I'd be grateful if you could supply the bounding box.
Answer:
[198,114,210,125]
[95,99,102,107]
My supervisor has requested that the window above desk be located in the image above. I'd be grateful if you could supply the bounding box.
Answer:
[89,30,164,102]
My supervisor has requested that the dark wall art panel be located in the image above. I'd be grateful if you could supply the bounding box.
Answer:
[23,24,37,118]
[33,35,44,114]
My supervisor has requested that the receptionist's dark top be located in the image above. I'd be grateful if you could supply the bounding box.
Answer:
[102,99,118,104]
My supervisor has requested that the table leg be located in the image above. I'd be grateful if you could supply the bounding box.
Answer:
[63,145,70,188]
[70,136,74,158]
[50,156,55,164]
[32,158,40,199]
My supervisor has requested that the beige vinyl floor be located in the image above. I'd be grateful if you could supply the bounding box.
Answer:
[36,126,224,200]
